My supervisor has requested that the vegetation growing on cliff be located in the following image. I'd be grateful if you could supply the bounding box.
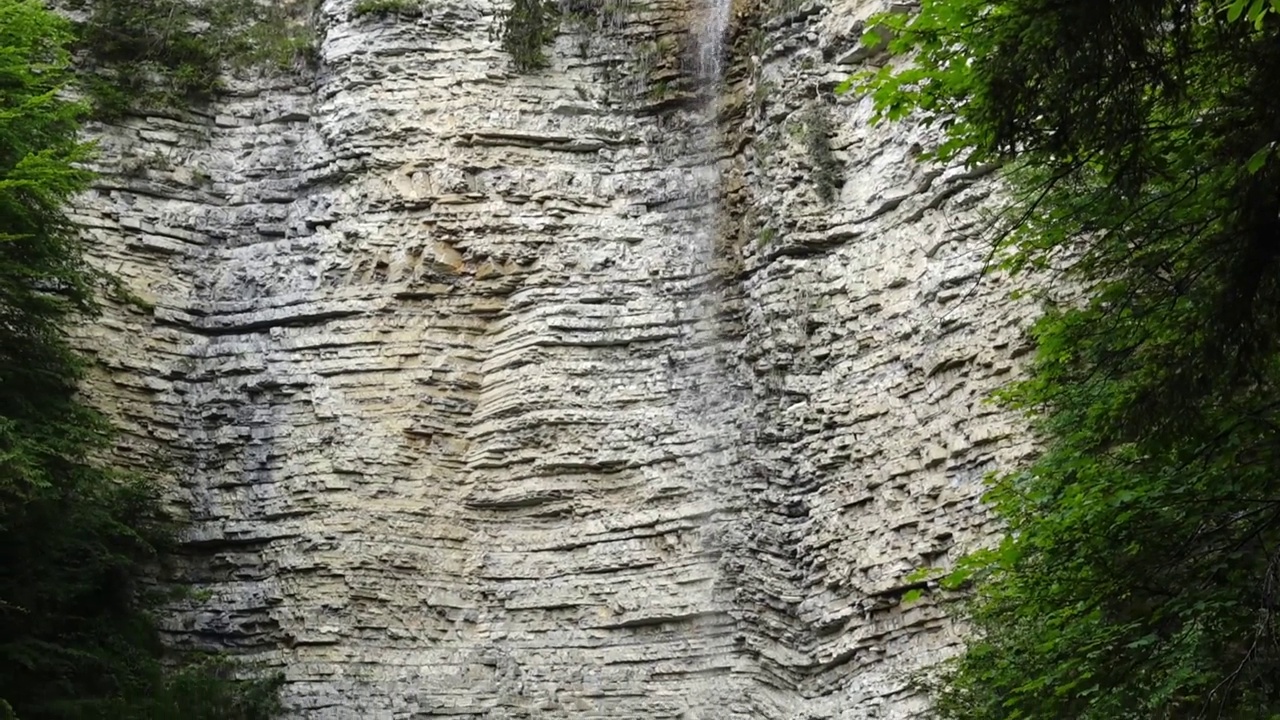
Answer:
[493,0,637,72]
[0,1,281,716]
[799,102,841,203]
[352,0,424,18]
[857,0,1280,717]
[493,0,562,71]
[72,0,317,118]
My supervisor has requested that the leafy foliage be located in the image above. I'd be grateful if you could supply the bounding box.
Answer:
[855,0,1280,718]
[0,2,281,717]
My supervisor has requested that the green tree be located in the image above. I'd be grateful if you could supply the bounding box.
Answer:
[0,2,281,717]
[855,0,1280,718]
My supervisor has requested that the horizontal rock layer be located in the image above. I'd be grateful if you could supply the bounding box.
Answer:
[70,0,1037,717]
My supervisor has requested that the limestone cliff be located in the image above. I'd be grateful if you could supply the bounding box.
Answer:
[69,0,1037,716]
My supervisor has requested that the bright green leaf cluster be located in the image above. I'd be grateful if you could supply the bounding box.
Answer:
[1227,0,1280,27]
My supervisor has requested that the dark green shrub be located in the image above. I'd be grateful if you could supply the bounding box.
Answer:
[0,2,282,717]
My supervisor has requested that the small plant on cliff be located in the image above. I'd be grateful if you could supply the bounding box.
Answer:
[800,102,841,203]
[855,0,1280,717]
[493,0,561,71]
[0,2,281,717]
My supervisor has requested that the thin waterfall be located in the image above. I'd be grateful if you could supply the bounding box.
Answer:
[696,0,733,84]
[672,0,733,476]
[667,0,741,712]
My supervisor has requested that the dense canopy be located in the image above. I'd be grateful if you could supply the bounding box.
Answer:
[858,0,1280,718]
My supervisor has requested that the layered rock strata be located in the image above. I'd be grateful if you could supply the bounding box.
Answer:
[69,0,1038,717]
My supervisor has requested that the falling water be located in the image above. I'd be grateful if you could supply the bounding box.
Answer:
[669,0,734,433]
[697,0,733,84]
[675,0,734,461]
[670,0,743,714]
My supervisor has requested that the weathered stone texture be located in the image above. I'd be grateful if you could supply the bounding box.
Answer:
[69,0,1039,717]
[715,0,1041,709]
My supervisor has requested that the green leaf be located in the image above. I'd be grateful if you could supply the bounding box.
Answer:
[1247,144,1272,174]
[905,566,940,583]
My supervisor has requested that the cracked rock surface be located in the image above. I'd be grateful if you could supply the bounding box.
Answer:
[69,0,1038,717]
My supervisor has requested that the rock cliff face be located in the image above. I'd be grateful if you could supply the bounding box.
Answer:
[70,0,1038,717]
